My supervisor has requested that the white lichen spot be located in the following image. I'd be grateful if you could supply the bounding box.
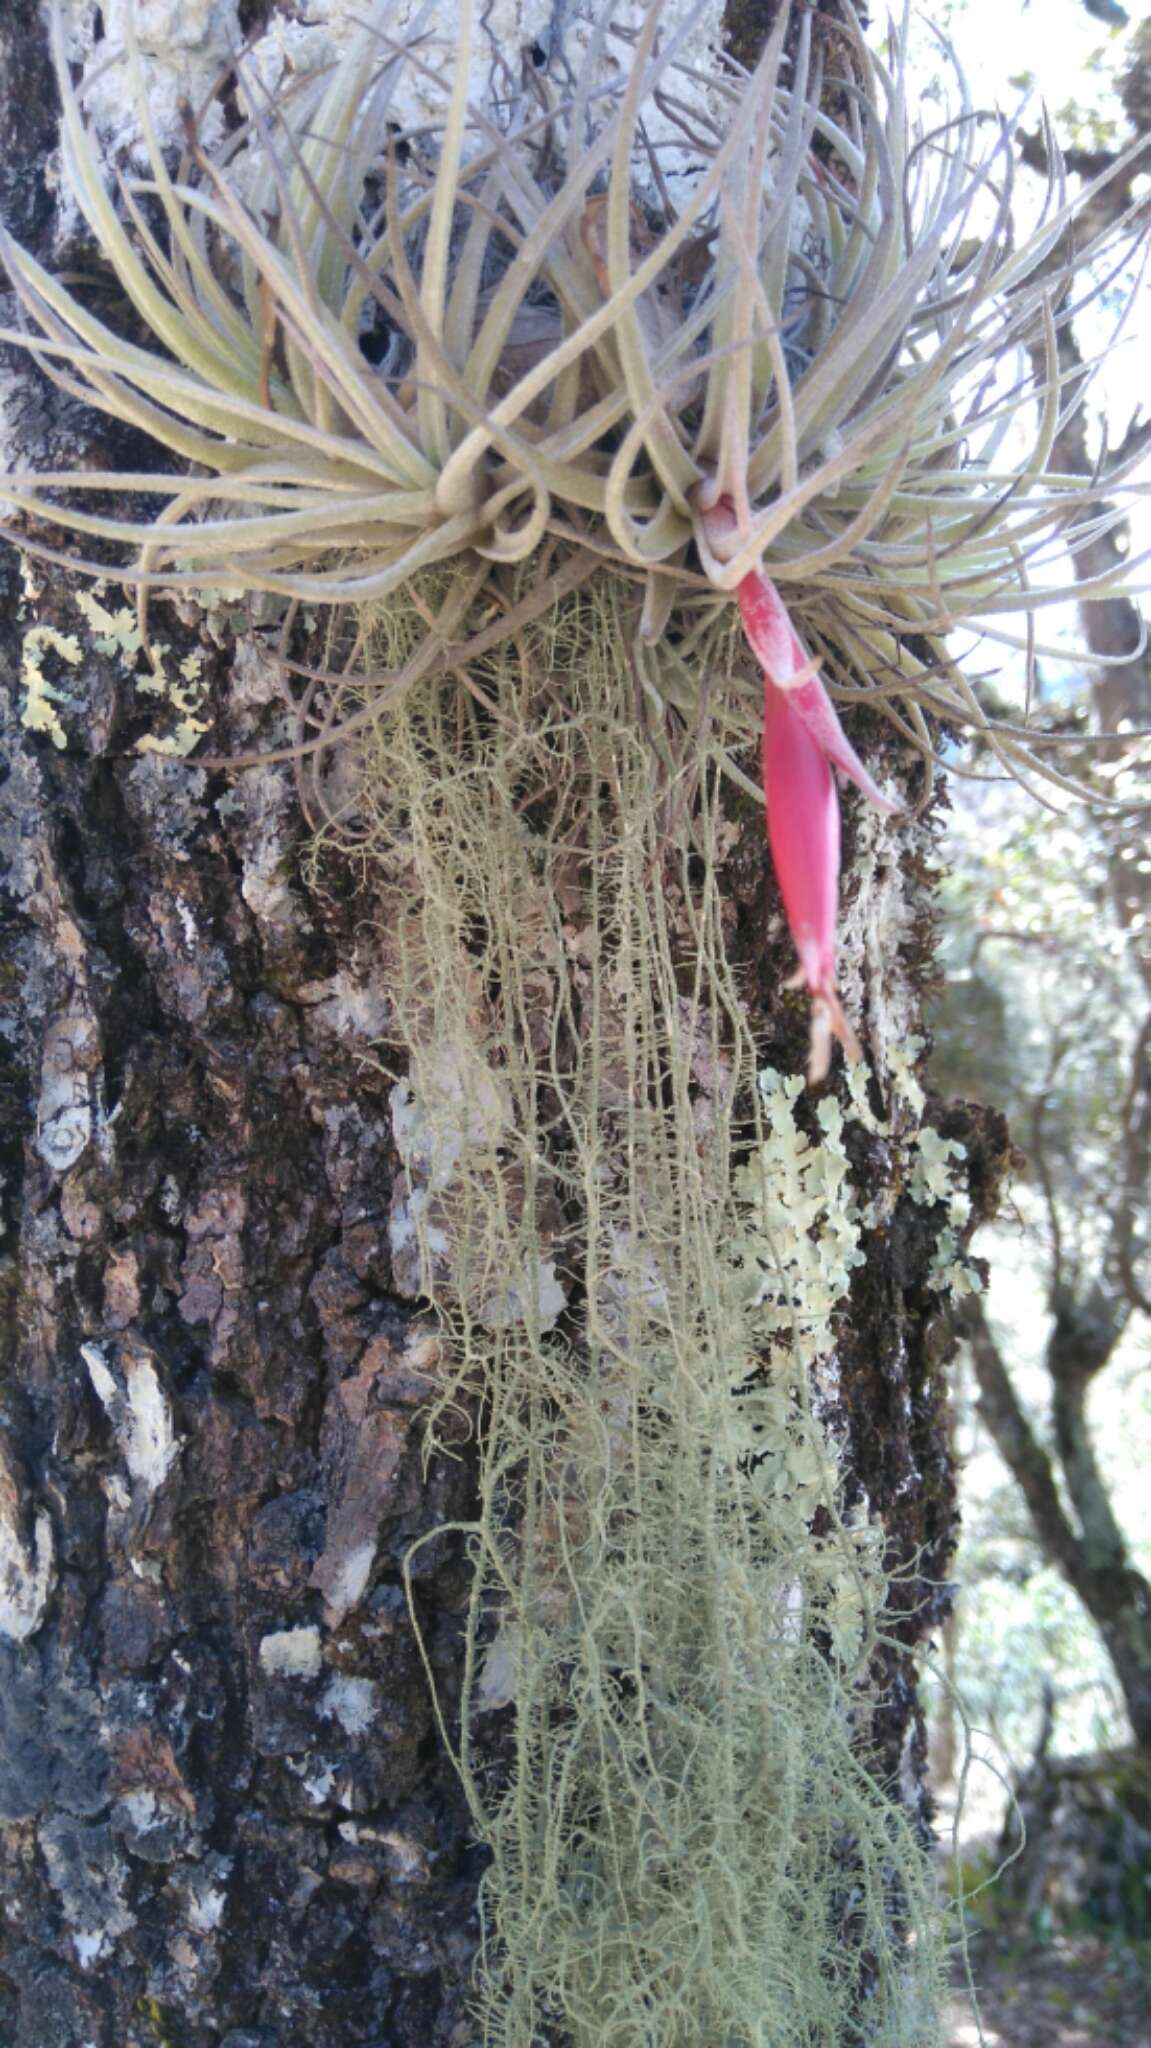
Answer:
[64,0,241,160]
[82,1342,181,1494]
[213,767,297,929]
[258,1626,322,1679]
[36,1008,97,1175]
[36,1102,91,1175]
[898,1718,920,1807]
[388,1183,450,1283]
[302,1766,336,1805]
[226,632,283,707]
[391,1049,510,1189]
[120,1352,180,1490]
[39,1815,134,1961]
[82,1344,118,1413]
[103,1473,132,1516]
[118,1789,158,1833]
[186,1885,227,1933]
[0,1504,54,1643]
[320,1540,377,1625]
[596,1226,671,1338]
[477,1619,519,1711]
[297,969,391,1041]
[390,1048,566,1328]
[320,1675,379,1737]
[483,1257,567,1333]
[174,897,198,951]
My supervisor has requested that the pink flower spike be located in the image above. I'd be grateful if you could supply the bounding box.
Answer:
[693,491,899,1078]
[736,561,806,684]
[761,670,860,1083]
[737,570,900,816]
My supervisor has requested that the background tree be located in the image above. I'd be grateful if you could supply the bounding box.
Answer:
[933,797,1150,1739]
[926,0,1151,1794]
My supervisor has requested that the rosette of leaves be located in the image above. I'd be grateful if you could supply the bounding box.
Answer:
[0,0,1146,801]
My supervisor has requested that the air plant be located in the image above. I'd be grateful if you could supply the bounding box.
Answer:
[1,0,1147,1063]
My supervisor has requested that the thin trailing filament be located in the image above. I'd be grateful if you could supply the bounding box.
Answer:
[342,573,947,2047]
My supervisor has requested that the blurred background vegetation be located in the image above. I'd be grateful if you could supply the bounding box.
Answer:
[913,1,1151,2036]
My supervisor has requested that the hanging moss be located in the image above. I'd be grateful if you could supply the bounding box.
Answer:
[304,572,948,2045]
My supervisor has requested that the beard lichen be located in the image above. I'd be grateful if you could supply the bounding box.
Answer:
[301,569,948,2045]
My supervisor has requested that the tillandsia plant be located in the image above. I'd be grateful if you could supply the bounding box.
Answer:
[4,6,1148,2042]
[1,0,1148,1065]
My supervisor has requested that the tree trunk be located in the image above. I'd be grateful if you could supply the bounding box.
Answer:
[963,1292,1151,1756]
[1,4,987,2042]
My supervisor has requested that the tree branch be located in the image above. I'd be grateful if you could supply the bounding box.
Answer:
[1049,1287,1131,1573]
[1111,405,1151,473]
[1025,314,1151,735]
[961,1296,1084,1585]
[1018,128,1120,184]
[1029,1047,1069,1299]
[962,1295,1151,1751]
[1114,1010,1151,1315]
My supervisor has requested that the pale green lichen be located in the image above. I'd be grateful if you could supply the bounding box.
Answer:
[908,1127,969,1213]
[733,1071,867,1355]
[889,1033,929,1119]
[927,1226,983,1298]
[19,579,210,757]
[842,1036,981,1299]
[908,1129,982,1298]
[134,655,212,755]
[73,586,147,661]
[76,589,211,758]
[20,625,81,749]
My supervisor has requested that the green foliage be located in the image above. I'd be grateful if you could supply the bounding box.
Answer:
[928,785,1150,1770]
[931,791,1146,1265]
[948,1536,1128,1758]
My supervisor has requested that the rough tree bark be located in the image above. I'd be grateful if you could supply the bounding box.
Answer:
[0,3,981,2042]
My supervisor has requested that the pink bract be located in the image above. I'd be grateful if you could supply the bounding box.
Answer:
[737,564,899,1079]
[697,494,898,1078]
